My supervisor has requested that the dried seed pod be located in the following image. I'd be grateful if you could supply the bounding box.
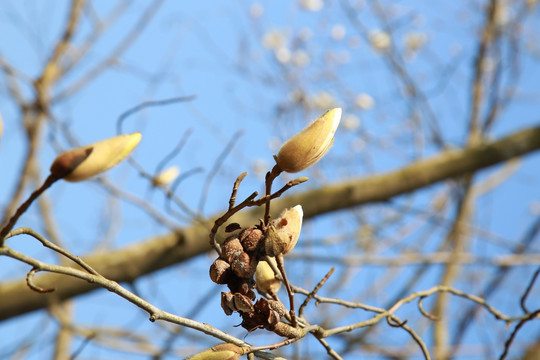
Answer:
[254,298,286,327]
[255,258,281,296]
[227,278,256,299]
[186,343,243,360]
[230,251,256,278]
[50,133,142,182]
[221,237,243,264]
[233,293,254,313]
[239,227,264,253]
[264,205,303,256]
[221,292,235,315]
[275,108,341,173]
[210,259,232,284]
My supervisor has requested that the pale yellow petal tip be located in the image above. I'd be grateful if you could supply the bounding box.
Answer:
[186,343,243,360]
[255,257,281,295]
[50,132,142,182]
[152,165,180,187]
[264,205,303,256]
[276,108,342,173]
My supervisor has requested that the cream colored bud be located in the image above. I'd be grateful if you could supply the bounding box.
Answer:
[276,108,341,173]
[50,133,142,182]
[265,205,303,256]
[256,257,281,296]
[186,343,243,360]
[152,165,180,187]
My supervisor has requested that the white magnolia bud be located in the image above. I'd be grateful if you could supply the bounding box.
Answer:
[256,257,281,296]
[265,205,303,256]
[152,165,180,187]
[276,108,341,173]
[50,133,141,182]
[186,343,243,360]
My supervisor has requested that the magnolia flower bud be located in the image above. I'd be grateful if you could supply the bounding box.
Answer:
[255,257,281,296]
[50,133,142,182]
[186,343,243,360]
[264,205,303,256]
[152,165,180,187]
[276,108,341,173]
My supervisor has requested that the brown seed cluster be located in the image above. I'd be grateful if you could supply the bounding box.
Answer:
[209,226,286,333]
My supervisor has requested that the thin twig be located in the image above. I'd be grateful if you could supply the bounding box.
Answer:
[229,172,248,210]
[520,266,540,313]
[418,297,440,321]
[276,254,297,327]
[499,309,540,360]
[26,267,55,293]
[298,267,335,317]
[0,246,250,347]
[115,95,196,135]
[263,165,283,225]
[0,174,58,244]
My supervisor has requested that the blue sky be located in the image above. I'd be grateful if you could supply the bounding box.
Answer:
[1,1,540,359]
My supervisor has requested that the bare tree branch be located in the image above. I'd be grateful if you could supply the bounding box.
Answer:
[1,124,540,320]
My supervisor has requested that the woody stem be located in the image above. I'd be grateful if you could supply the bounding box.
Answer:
[0,174,58,244]
[263,164,282,226]
[276,253,297,327]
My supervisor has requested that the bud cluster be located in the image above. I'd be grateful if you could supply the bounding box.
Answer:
[209,206,303,333]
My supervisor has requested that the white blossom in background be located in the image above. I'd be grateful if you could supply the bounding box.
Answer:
[152,166,180,187]
[292,49,310,67]
[331,24,346,41]
[310,91,336,110]
[262,29,286,50]
[249,3,264,19]
[275,47,291,63]
[342,114,361,131]
[404,32,427,54]
[355,93,375,110]
[299,0,324,12]
[369,30,391,51]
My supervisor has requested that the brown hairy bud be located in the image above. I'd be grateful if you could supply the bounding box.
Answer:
[239,227,263,253]
[50,147,93,179]
[210,259,232,284]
